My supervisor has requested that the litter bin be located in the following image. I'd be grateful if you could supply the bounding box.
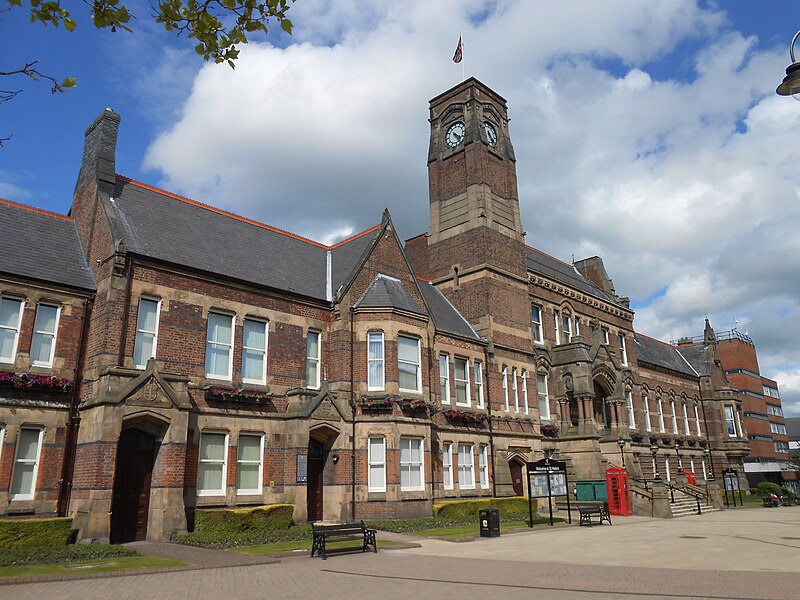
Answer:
[479,508,500,538]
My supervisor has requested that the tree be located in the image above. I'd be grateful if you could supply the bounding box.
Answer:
[1,0,295,145]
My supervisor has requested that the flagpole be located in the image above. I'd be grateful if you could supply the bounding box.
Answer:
[461,31,465,81]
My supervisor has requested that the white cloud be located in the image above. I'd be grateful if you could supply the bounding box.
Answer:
[140,0,800,406]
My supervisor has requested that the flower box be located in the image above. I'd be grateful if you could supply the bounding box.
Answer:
[442,409,486,426]
[540,424,560,438]
[206,387,272,404]
[0,372,72,393]
[360,397,393,412]
[397,398,431,413]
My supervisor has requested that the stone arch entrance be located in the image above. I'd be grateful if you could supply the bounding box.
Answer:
[307,423,340,522]
[508,457,526,496]
[593,380,613,430]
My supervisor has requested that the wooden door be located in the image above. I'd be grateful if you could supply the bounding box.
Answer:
[510,461,524,496]
[111,428,156,543]
[307,440,324,522]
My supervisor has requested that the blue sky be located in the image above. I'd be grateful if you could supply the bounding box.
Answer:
[3,0,800,413]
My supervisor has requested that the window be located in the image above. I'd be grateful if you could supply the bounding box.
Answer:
[734,409,743,437]
[531,305,543,343]
[0,297,24,364]
[9,428,43,501]
[398,336,421,393]
[458,444,475,489]
[439,354,450,404]
[31,304,60,368]
[198,432,228,496]
[442,442,453,490]
[537,373,550,421]
[242,319,268,384]
[626,390,635,429]
[574,318,581,337]
[133,299,159,369]
[521,370,529,414]
[474,362,484,409]
[694,404,702,436]
[205,312,234,380]
[767,404,784,417]
[236,434,263,494]
[643,393,651,432]
[775,441,790,453]
[682,403,690,436]
[771,422,788,435]
[502,367,509,411]
[368,437,386,492]
[400,437,424,491]
[670,399,678,433]
[561,313,573,343]
[367,332,385,390]
[725,405,736,437]
[454,358,470,407]
[657,398,665,433]
[306,331,321,389]
[602,328,610,345]
[618,334,628,366]
[479,445,489,489]
[512,368,519,413]
[554,312,561,344]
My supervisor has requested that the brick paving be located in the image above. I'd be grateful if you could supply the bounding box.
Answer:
[2,508,799,600]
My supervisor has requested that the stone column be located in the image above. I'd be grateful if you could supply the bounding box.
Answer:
[650,478,672,518]
[705,478,723,509]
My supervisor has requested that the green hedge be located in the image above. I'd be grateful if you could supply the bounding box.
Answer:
[0,517,73,549]
[433,497,533,521]
[0,544,138,567]
[178,504,303,547]
[756,482,784,497]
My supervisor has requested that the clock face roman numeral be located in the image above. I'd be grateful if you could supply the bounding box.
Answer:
[446,122,465,148]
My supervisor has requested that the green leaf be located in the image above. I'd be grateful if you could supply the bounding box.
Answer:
[64,17,76,32]
[280,18,292,34]
[61,77,77,88]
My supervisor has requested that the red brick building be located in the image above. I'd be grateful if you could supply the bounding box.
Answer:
[0,79,756,542]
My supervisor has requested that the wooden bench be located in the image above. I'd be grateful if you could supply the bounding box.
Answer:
[578,504,612,527]
[311,521,377,560]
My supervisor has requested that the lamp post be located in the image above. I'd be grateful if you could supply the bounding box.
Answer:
[617,438,626,469]
[703,447,712,480]
[674,442,683,471]
[650,442,660,480]
[777,30,800,99]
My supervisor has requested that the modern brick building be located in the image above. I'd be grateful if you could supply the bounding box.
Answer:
[0,79,758,542]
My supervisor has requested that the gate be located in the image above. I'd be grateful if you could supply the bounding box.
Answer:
[606,466,631,516]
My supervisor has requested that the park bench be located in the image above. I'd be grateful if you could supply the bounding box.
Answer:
[311,520,377,560]
[578,504,612,527]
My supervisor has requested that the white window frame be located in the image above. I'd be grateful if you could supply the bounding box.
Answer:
[235,433,264,495]
[618,333,628,366]
[133,298,160,369]
[724,405,736,437]
[657,398,665,433]
[205,311,234,381]
[368,436,387,492]
[367,331,385,391]
[682,402,690,436]
[474,362,484,409]
[561,313,573,343]
[643,393,652,432]
[0,296,24,364]
[670,399,678,434]
[537,373,550,421]
[398,335,422,394]
[665,456,671,482]
[521,370,529,414]
[626,390,636,429]
[439,353,450,404]
[458,443,475,489]
[694,404,702,436]
[602,328,610,345]
[306,330,321,389]
[9,427,43,501]
[512,367,519,413]
[400,437,424,491]
[198,431,229,496]
[442,442,453,490]
[454,357,470,407]
[479,444,489,489]
[531,305,544,344]
[554,311,561,345]
[242,318,269,385]
[31,303,61,368]
[734,408,743,438]
[502,367,509,412]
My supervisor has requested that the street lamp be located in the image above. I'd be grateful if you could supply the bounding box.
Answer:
[776,30,800,99]
[650,442,660,480]
[674,442,683,472]
[703,447,712,480]
[617,438,626,469]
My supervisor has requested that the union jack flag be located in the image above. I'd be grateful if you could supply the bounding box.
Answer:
[453,36,463,63]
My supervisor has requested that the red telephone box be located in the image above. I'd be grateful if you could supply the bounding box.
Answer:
[684,470,697,486]
[606,467,631,516]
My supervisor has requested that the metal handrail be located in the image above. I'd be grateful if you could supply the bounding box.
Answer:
[664,481,702,514]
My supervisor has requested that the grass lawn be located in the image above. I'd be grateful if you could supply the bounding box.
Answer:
[0,555,186,579]
[406,520,539,538]
[230,538,412,556]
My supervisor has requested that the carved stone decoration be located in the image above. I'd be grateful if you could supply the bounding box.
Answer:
[313,397,340,421]
[126,376,171,408]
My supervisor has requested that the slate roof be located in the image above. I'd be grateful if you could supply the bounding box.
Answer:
[355,274,425,315]
[418,281,483,342]
[785,417,800,442]
[0,199,95,291]
[635,333,698,377]
[109,177,384,302]
[526,246,622,306]
[676,343,709,376]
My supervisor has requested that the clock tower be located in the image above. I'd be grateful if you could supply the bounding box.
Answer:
[424,78,531,348]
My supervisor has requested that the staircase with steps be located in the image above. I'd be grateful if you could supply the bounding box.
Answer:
[669,490,719,518]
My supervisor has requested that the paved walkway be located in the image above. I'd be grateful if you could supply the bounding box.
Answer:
[1,507,799,599]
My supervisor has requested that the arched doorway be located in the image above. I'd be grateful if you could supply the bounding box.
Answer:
[110,428,157,543]
[509,459,525,496]
[593,381,613,430]
[306,423,340,522]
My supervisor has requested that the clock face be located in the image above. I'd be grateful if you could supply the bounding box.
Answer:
[483,122,497,146]
[445,122,465,148]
